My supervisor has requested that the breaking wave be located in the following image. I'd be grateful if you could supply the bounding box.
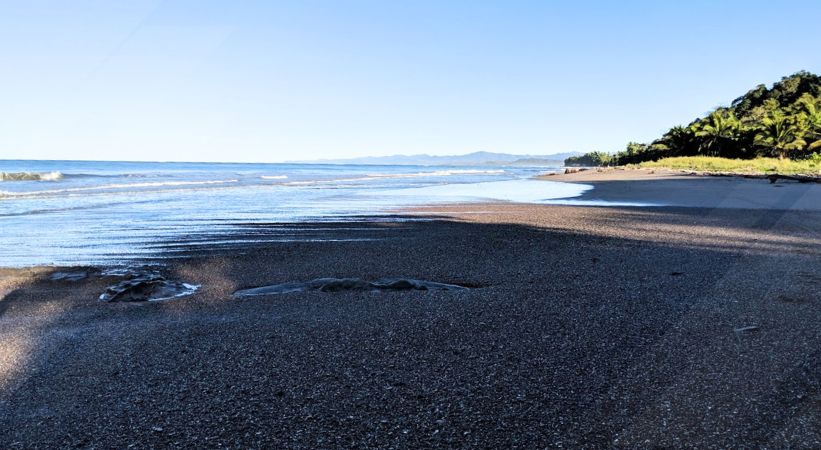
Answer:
[0,171,64,182]
[0,179,240,199]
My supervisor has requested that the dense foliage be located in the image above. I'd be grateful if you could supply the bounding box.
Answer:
[561,151,614,167]
[566,71,821,166]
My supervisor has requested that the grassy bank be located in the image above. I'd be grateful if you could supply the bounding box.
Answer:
[636,156,821,175]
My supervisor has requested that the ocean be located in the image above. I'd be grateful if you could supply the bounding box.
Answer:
[0,160,588,267]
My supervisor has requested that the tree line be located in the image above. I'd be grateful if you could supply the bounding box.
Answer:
[566,71,821,166]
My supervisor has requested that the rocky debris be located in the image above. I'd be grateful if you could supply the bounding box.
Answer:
[99,269,198,302]
[233,277,469,297]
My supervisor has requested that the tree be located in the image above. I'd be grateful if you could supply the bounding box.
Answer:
[564,151,613,167]
[767,71,821,107]
[798,93,821,140]
[754,110,807,159]
[692,109,741,156]
[662,125,696,155]
[731,84,768,116]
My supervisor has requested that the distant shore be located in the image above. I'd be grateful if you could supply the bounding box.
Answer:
[1,174,820,448]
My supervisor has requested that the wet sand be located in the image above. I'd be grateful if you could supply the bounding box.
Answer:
[1,173,819,448]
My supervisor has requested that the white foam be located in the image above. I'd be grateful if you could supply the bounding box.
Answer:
[366,169,506,179]
[373,179,594,203]
[0,179,240,199]
[0,171,63,182]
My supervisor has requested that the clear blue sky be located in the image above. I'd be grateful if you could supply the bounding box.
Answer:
[2,0,819,163]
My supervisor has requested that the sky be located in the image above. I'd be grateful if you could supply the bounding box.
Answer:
[1,1,820,163]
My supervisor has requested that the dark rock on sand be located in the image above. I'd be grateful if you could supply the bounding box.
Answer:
[232,277,469,297]
[99,271,198,302]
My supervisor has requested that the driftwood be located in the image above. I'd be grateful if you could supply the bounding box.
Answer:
[765,174,821,184]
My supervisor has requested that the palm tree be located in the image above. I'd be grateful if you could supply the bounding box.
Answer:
[664,125,695,155]
[754,111,807,159]
[797,93,821,146]
[693,109,741,156]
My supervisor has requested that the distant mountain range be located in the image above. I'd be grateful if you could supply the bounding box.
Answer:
[291,151,581,166]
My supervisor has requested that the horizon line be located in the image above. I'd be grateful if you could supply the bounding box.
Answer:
[0,150,578,165]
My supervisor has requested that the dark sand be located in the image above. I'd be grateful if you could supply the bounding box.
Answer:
[1,172,819,448]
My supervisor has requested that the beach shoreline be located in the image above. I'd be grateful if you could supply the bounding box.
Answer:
[1,174,819,448]
[536,167,821,210]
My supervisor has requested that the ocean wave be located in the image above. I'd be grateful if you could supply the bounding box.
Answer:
[67,172,151,179]
[0,171,63,182]
[279,178,368,186]
[260,175,288,180]
[0,179,240,199]
[0,171,153,182]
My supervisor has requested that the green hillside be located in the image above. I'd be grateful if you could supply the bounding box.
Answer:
[566,71,821,167]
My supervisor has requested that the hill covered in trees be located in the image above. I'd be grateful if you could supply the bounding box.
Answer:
[566,71,821,166]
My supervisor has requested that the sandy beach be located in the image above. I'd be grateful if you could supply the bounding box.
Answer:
[541,168,821,210]
[1,171,819,448]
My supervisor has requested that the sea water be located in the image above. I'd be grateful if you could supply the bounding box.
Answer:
[0,160,589,266]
